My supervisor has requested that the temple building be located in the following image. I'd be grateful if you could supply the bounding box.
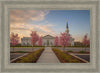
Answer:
[21,35,55,46]
[21,19,74,46]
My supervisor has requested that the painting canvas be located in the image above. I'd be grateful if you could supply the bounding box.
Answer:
[10,10,90,63]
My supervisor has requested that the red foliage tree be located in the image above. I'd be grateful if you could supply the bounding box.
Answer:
[30,31,39,50]
[54,36,59,47]
[38,37,42,46]
[60,32,70,51]
[82,34,90,51]
[10,32,19,51]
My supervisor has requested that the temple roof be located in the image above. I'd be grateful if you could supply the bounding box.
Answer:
[42,35,54,39]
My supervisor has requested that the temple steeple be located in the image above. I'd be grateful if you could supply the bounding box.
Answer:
[65,18,69,34]
[66,18,68,29]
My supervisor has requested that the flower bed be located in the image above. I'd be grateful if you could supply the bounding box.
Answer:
[52,48,85,63]
[12,48,44,63]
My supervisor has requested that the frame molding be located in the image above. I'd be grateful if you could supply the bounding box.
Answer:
[0,0,99,73]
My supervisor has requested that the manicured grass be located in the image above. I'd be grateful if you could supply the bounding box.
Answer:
[10,46,45,48]
[52,46,89,48]
[52,48,84,63]
[67,50,73,52]
[12,48,44,63]
[10,51,29,53]
[79,51,87,53]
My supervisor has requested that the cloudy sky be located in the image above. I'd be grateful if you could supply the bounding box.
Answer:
[10,10,90,42]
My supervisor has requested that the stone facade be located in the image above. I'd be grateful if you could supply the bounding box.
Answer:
[21,35,55,46]
[21,37,31,46]
[42,35,54,46]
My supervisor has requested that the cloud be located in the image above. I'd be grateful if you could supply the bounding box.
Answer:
[35,24,57,36]
[73,35,83,42]
[10,22,57,37]
[10,10,49,24]
[10,10,58,39]
[11,27,29,30]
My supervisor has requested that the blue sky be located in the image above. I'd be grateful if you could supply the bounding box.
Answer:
[10,10,90,42]
[45,10,90,35]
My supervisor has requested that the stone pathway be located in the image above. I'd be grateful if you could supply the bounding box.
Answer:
[37,47,60,63]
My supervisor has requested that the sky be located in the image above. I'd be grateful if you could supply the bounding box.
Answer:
[10,10,90,42]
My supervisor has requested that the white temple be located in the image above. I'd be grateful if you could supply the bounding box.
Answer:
[21,19,74,46]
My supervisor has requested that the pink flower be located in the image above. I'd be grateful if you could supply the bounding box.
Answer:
[38,37,42,46]
[83,34,90,46]
[54,36,59,46]
[30,31,39,46]
[60,32,70,48]
[10,33,19,46]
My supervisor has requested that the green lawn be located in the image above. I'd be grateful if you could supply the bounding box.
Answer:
[52,48,85,63]
[11,48,44,63]
[10,46,45,48]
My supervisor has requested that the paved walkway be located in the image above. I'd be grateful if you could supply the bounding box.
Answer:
[37,47,60,63]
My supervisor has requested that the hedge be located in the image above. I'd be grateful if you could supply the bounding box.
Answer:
[10,51,29,53]
[52,48,84,63]
[12,48,44,63]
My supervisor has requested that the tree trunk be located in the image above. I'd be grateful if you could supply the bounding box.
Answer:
[82,46,84,51]
[32,46,34,52]
[32,46,33,51]
[63,46,65,52]
[85,46,87,52]
[13,46,14,52]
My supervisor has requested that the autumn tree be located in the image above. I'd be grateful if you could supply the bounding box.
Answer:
[60,32,70,51]
[54,36,59,47]
[30,31,39,50]
[38,37,42,46]
[10,32,19,51]
[82,34,90,51]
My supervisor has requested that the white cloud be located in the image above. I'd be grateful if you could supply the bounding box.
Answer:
[10,10,58,39]
[10,23,58,38]
[10,10,49,24]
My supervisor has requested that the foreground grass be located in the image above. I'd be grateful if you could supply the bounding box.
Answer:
[10,46,45,48]
[12,48,44,63]
[67,50,90,54]
[10,51,29,53]
[52,48,84,63]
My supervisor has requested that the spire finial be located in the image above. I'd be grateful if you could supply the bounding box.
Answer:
[65,18,69,34]
[66,18,68,28]
[67,18,68,23]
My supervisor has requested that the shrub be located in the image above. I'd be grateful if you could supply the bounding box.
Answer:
[10,51,28,53]
[67,50,73,52]
[79,51,86,53]
[52,48,82,63]
[14,48,44,63]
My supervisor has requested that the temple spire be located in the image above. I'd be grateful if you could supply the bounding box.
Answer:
[66,18,68,29]
[65,18,69,34]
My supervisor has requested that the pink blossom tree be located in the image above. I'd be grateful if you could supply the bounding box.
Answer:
[60,32,70,51]
[82,34,90,51]
[38,37,42,46]
[10,32,19,51]
[30,31,39,51]
[87,39,90,46]
[54,36,59,47]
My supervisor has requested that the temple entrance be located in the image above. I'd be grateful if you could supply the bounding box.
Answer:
[42,35,54,47]
[45,40,53,47]
[47,40,49,46]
